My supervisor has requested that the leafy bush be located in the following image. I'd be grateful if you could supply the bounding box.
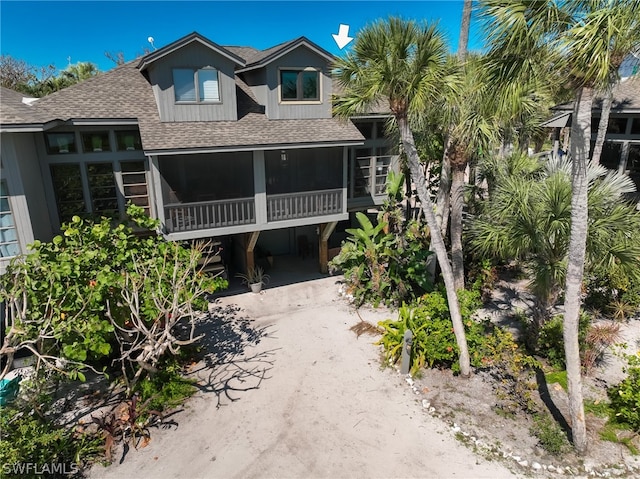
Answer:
[1,205,226,395]
[377,290,485,375]
[586,265,640,319]
[136,357,197,412]
[537,313,590,369]
[476,326,541,413]
[330,172,435,307]
[0,403,102,478]
[608,352,640,432]
[531,413,569,456]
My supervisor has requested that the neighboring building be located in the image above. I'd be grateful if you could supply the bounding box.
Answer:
[542,78,640,190]
[0,32,396,274]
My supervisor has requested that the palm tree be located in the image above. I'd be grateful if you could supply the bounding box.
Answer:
[333,17,472,377]
[480,0,640,453]
[62,61,99,83]
[442,55,498,290]
[432,0,473,249]
[469,154,640,316]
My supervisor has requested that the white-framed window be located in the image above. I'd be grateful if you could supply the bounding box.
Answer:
[173,68,220,103]
[279,69,320,102]
[0,180,20,258]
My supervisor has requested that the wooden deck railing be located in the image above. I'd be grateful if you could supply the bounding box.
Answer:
[165,197,255,233]
[267,188,343,222]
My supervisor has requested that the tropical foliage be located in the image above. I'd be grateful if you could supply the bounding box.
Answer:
[0,205,226,393]
[377,289,483,375]
[469,154,640,316]
[333,16,472,376]
[330,174,433,306]
[0,54,99,96]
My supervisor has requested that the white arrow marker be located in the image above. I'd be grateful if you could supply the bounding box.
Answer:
[332,24,353,49]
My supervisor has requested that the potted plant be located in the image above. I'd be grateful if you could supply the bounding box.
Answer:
[236,266,270,293]
[91,135,103,152]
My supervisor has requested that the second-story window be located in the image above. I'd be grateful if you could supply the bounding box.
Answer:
[280,69,320,102]
[173,68,220,103]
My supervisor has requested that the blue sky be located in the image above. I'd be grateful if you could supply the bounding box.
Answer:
[0,1,483,73]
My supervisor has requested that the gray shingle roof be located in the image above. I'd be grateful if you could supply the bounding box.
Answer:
[553,77,640,112]
[137,32,246,70]
[0,87,52,125]
[236,37,335,73]
[223,46,263,64]
[34,61,160,121]
[5,58,363,151]
[140,114,363,152]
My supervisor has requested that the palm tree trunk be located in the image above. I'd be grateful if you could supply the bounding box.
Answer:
[458,0,473,62]
[590,89,613,166]
[428,136,453,283]
[436,136,453,236]
[398,116,471,377]
[450,161,466,291]
[564,86,591,454]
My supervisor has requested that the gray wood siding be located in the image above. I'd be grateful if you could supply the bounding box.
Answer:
[147,42,238,122]
[265,47,332,120]
[14,133,54,242]
[242,70,268,106]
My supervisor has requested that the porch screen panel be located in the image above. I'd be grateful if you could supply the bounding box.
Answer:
[0,181,19,258]
[594,142,623,170]
[265,147,342,195]
[50,164,85,223]
[159,152,253,204]
[87,163,119,217]
[353,148,372,196]
[628,144,640,190]
[121,161,150,215]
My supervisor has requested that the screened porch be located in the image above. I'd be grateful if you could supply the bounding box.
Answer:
[157,147,346,235]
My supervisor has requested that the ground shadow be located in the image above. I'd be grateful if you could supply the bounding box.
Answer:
[535,368,573,443]
[52,373,124,427]
[190,301,277,408]
[480,282,537,339]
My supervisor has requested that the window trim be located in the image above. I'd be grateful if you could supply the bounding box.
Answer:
[173,67,222,104]
[0,180,21,259]
[278,67,322,104]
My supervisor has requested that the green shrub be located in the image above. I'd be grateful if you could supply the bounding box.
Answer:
[545,370,567,391]
[0,405,102,478]
[0,204,226,389]
[537,312,590,369]
[475,326,541,413]
[378,290,486,375]
[136,357,197,412]
[330,191,434,307]
[608,353,640,432]
[531,413,569,456]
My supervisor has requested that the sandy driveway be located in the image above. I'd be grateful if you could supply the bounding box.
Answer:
[89,276,518,479]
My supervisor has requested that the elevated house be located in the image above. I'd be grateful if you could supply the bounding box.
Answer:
[542,78,640,190]
[0,32,396,274]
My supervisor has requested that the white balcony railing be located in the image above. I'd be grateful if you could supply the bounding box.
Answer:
[165,197,255,233]
[267,188,343,222]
